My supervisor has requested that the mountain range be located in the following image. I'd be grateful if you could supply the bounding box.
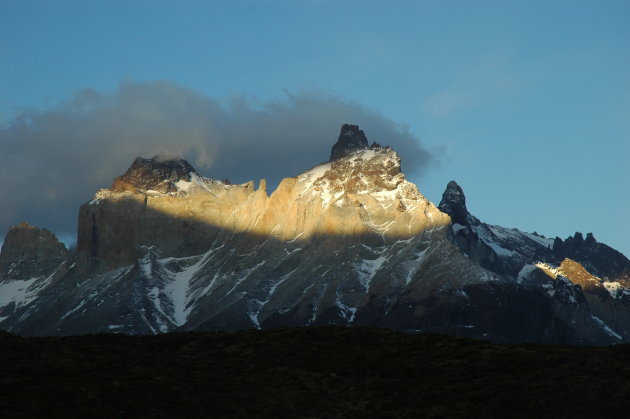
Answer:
[1,124,628,344]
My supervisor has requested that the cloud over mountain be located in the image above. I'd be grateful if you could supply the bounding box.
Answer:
[0,81,434,242]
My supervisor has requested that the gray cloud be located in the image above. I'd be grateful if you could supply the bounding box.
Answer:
[0,81,435,244]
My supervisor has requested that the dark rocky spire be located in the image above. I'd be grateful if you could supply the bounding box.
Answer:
[438,181,470,226]
[329,124,369,161]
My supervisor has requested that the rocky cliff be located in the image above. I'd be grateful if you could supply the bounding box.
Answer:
[0,223,71,322]
[78,128,449,272]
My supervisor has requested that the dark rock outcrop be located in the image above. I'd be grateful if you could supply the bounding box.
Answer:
[111,156,197,193]
[438,181,469,226]
[438,181,521,277]
[439,181,563,277]
[0,222,68,280]
[329,124,369,161]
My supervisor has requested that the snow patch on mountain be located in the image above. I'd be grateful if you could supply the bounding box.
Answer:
[0,277,41,308]
[517,264,539,284]
[603,281,630,299]
[357,255,387,291]
[591,315,622,340]
[489,225,554,249]
[175,173,229,195]
[473,224,513,257]
[162,249,216,326]
[402,249,429,285]
[299,162,333,194]
[224,260,267,297]
[0,262,63,311]
[247,267,299,329]
[336,294,357,323]
[297,147,416,209]
[147,287,170,332]
[535,262,561,278]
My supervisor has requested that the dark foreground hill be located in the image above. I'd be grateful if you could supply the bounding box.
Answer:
[1,327,629,418]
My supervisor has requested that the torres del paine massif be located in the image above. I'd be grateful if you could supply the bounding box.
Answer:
[1,124,629,344]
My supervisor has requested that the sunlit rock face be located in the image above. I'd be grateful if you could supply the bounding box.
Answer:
[78,136,450,272]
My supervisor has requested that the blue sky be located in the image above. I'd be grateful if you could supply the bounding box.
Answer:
[1,0,629,256]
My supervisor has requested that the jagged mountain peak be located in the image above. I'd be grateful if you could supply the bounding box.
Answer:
[438,180,470,226]
[552,232,630,280]
[329,124,370,161]
[111,155,198,194]
[0,222,66,256]
[299,146,423,205]
[0,222,68,280]
[320,125,405,198]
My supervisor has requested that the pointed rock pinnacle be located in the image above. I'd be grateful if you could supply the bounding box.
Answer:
[329,124,369,161]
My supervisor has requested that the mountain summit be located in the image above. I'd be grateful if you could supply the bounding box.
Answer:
[329,124,369,161]
[438,180,469,226]
[111,156,197,194]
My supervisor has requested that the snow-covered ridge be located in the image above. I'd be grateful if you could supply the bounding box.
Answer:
[297,147,423,208]
[174,172,229,195]
[535,262,563,279]
[473,223,554,260]
[472,224,514,257]
[488,225,554,249]
[89,172,232,205]
[0,262,64,316]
